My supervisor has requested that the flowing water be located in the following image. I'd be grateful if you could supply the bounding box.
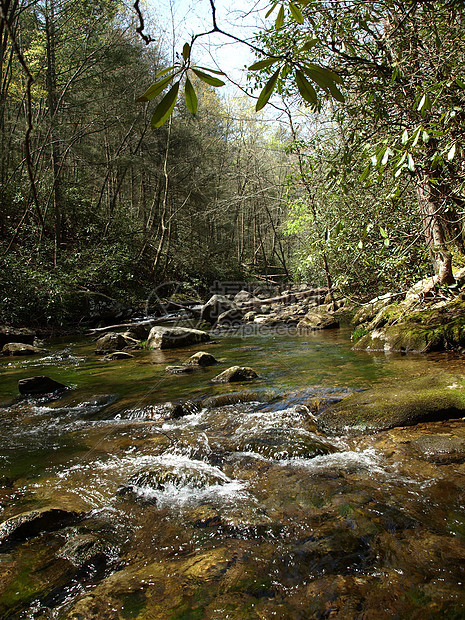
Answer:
[0,325,465,618]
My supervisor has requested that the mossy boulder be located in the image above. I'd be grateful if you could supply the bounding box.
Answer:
[317,374,465,435]
[353,298,465,353]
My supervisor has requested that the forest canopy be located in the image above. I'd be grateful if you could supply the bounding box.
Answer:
[0,0,464,326]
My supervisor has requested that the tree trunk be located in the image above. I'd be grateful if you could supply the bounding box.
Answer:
[416,171,454,285]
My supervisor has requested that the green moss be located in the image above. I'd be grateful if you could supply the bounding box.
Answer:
[169,603,205,620]
[318,373,465,434]
[352,327,369,343]
[119,590,147,619]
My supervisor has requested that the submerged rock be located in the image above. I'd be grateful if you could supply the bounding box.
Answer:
[58,533,119,571]
[0,508,84,549]
[118,464,228,502]
[2,342,45,356]
[239,428,336,460]
[318,374,465,434]
[211,366,258,383]
[103,351,134,360]
[147,326,209,350]
[187,351,218,366]
[410,434,465,464]
[18,375,67,395]
[165,365,195,374]
[202,391,268,408]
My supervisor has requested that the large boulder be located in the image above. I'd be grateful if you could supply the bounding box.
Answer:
[95,332,138,354]
[147,326,209,350]
[18,375,68,395]
[298,310,339,330]
[2,342,45,356]
[211,366,258,383]
[215,308,244,327]
[200,295,236,324]
[352,293,394,326]
[317,374,465,435]
[233,290,259,305]
[0,326,35,348]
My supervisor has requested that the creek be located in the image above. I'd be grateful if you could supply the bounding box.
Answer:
[0,325,464,618]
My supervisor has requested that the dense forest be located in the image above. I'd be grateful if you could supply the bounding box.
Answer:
[1,0,464,327]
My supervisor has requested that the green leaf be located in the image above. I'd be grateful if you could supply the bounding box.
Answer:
[295,69,318,105]
[327,81,345,103]
[407,153,415,172]
[422,130,430,143]
[275,4,285,29]
[194,66,226,75]
[265,1,279,18]
[447,143,456,161]
[300,38,318,51]
[136,74,174,102]
[182,43,191,61]
[379,226,388,238]
[302,65,344,100]
[417,93,431,115]
[249,57,280,71]
[256,67,281,111]
[305,63,343,85]
[151,81,180,128]
[184,77,198,115]
[411,126,421,147]
[289,2,304,24]
[192,69,225,87]
[359,164,371,182]
[384,237,390,247]
[381,147,392,166]
[156,66,175,78]
[455,78,465,89]
[335,221,344,236]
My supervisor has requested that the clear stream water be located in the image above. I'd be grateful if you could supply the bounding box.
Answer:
[0,325,464,618]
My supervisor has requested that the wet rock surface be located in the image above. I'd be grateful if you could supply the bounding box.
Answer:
[95,332,139,354]
[2,343,46,356]
[18,375,68,395]
[318,373,465,434]
[186,351,218,366]
[212,365,259,383]
[0,508,84,550]
[147,325,210,349]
